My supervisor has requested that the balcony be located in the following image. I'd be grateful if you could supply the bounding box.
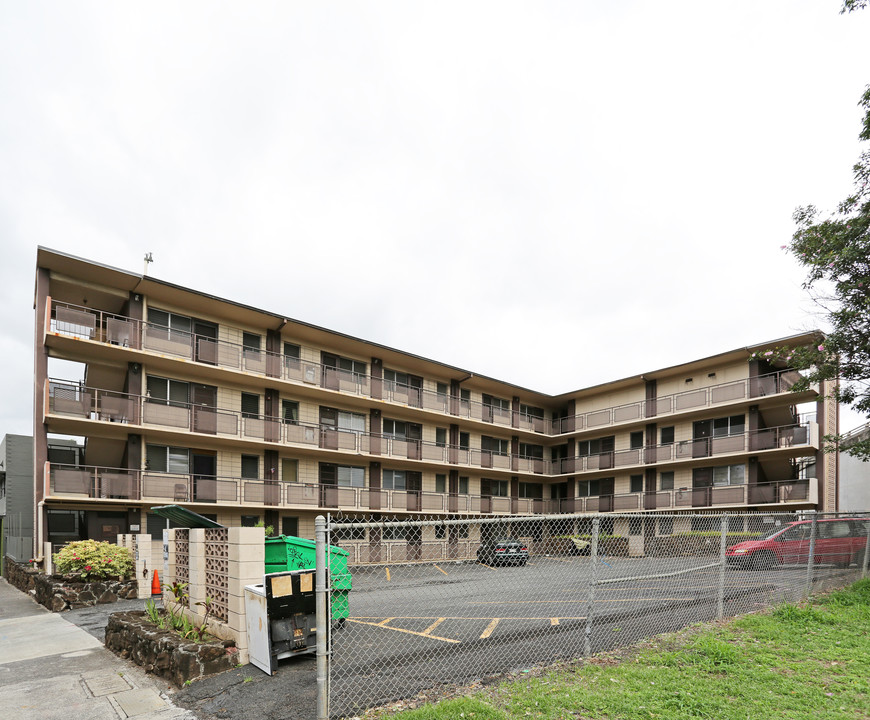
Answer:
[46,379,818,478]
[44,462,818,515]
[46,300,811,437]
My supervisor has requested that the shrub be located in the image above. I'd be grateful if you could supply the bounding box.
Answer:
[53,540,134,580]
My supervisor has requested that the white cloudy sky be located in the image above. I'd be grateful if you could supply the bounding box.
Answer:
[1,1,869,437]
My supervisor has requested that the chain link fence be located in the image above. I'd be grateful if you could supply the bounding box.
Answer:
[319,511,870,719]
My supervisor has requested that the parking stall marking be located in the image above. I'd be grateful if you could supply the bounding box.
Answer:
[433,565,449,576]
[479,618,500,639]
[346,618,460,644]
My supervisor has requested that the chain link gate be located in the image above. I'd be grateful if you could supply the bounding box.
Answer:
[316,511,869,719]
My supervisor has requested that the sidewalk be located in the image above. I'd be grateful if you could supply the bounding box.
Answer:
[0,577,194,720]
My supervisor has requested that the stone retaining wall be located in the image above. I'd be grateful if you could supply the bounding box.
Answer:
[4,557,39,594]
[105,611,239,686]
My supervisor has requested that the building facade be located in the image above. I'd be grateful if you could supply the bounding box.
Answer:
[839,423,870,513]
[1,434,35,572]
[33,247,836,559]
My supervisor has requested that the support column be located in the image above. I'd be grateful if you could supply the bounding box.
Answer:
[33,266,50,560]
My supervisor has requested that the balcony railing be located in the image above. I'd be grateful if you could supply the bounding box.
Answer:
[45,463,818,514]
[46,379,818,478]
[47,299,810,436]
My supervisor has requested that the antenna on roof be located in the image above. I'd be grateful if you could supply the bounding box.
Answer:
[143,252,154,275]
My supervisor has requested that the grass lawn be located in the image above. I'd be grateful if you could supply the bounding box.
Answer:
[365,579,870,720]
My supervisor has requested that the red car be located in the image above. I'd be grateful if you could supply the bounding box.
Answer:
[726,518,868,570]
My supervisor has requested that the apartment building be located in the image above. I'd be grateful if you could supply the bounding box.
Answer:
[33,247,837,558]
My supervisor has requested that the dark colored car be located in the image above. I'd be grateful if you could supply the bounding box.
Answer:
[726,518,869,570]
[476,538,529,566]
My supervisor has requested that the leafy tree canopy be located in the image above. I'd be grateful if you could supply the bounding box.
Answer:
[777,1,870,458]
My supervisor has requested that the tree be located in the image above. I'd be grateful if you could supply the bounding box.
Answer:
[779,1,870,458]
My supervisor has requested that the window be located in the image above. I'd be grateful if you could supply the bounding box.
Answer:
[383,526,409,541]
[712,464,745,486]
[630,431,644,450]
[241,455,259,479]
[147,512,182,539]
[382,470,406,491]
[712,415,745,437]
[322,408,366,434]
[482,394,510,419]
[577,436,614,456]
[436,428,447,447]
[435,523,446,539]
[332,520,365,540]
[691,516,717,532]
[519,404,544,421]
[243,332,261,353]
[458,477,469,494]
[629,517,643,536]
[577,479,600,497]
[148,309,191,340]
[728,516,744,533]
[460,389,471,405]
[337,466,365,488]
[519,482,542,499]
[488,479,508,497]
[383,419,408,439]
[283,342,300,367]
[282,400,299,424]
[384,369,422,390]
[459,432,470,450]
[630,475,643,493]
[658,517,674,535]
[146,445,189,474]
[660,426,675,445]
[146,376,189,407]
[241,515,260,527]
[437,382,449,397]
[660,471,675,491]
[282,516,299,537]
[323,353,367,379]
[241,392,259,419]
[481,436,509,456]
[435,474,446,493]
[519,443,543,459]
[282,458,298,482]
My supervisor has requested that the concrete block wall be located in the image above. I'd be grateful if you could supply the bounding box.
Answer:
[162,526,264,664]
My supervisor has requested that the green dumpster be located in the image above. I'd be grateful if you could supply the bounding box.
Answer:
[264,535,351,621]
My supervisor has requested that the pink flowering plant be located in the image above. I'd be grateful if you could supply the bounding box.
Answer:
[53,540,134,580]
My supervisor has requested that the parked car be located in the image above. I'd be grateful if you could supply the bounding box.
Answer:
[726,518,869,570]
[476,538,529,566]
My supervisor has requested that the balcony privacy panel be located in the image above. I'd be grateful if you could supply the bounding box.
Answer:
[711,435,745,454]
[143,326,191,357]
[53,468,91,495]
[285,424,319,445]
[285,483,320,506]
[613,494,640,511]
[193,407,218,434]
[53,390,92,417]
[56,306,96,338]
[711,382,745,403]
[100,472,134,499]
[144,403,190,428]
[614,449,640,467]
[676,390,706,410]
[587,410,610,427]
[614,405,641,423]
[216,412,239,435]
[423,393,448,413]
[99,395,135,423]
[107,317,137,347]
[142,473,185,500]
[243,350,267,374]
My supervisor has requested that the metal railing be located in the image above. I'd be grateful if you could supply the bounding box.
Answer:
[45,462,818,515]
[47,299,811,437]
[46,379,818,480]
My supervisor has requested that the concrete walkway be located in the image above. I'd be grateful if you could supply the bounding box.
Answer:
[0,577,194,720]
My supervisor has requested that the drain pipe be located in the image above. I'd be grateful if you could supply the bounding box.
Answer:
[33,499,46,564]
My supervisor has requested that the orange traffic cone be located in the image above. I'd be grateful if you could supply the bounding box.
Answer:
[151,570,161,596]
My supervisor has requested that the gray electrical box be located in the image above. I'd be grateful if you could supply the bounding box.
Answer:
[245,570,317,676]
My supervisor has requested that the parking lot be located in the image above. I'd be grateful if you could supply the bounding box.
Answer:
[330,554,853,716]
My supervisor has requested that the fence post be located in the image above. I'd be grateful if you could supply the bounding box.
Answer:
[804,512,817,600]
[862,518,870,579]
[584,517,600,657]
[315,514,329,720]
[717,514,728,620]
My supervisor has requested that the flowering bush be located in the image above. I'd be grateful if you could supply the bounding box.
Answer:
[53,540,134,580]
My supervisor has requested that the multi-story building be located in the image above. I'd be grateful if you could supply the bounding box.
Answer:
[33,247,837,560]
[1,434,36,573]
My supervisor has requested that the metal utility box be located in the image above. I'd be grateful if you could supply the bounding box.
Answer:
[264,535,351,621]
[245,569,317,675]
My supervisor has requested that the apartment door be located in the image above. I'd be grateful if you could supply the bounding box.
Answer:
[551,482,569,512]
[691,467,713,507]
[319,407,339,450]
[407,375,423,408]
[192,453,217,502]
[191,383,218,434]
[693,420,713,458]
[319,463,338,508]
[321,353,340,391]
[598,477,615,512]
[480,478,492,514]
[193,320,219,364]
[406,471,422,511]
[406,423,422,460]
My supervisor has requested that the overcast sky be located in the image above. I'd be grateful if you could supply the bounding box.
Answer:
[2,1,869,437]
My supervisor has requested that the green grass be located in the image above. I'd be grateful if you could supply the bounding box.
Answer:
[368,579,870,720]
